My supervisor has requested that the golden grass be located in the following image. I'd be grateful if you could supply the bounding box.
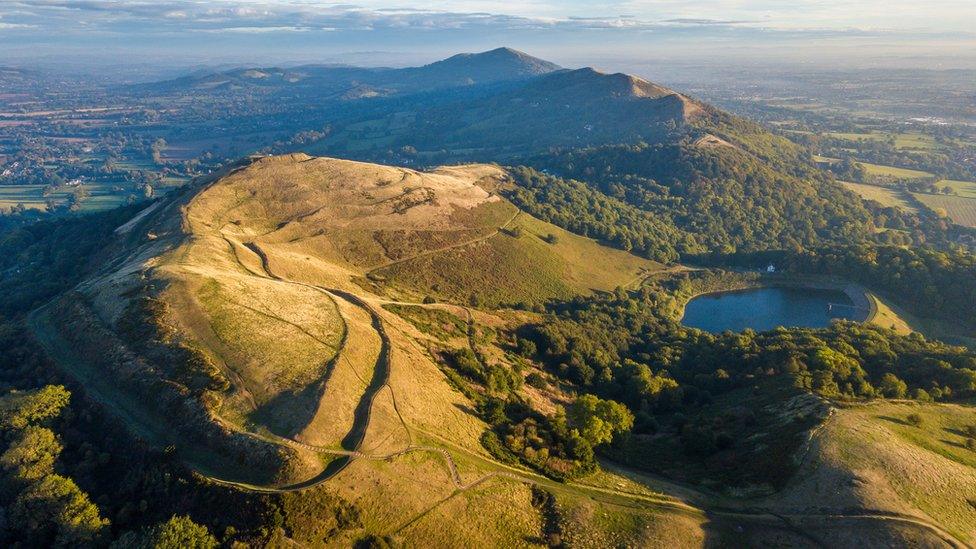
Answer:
[866,293,914,335]
[294,295,377,448]
[768,401,976,545]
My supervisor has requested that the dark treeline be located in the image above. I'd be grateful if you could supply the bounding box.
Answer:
[525,140,874,254]
[504,166,692,262]
[0,204,143,315]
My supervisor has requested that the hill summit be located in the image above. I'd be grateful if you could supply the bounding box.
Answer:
[419,47,563,81]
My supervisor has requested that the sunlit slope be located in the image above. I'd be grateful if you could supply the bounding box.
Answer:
[761,400,976,546]
[199,154,658,303]
[31,154,657,489]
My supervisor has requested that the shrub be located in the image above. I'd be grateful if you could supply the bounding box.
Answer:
[526,372,547,389]
[906,413,923,427]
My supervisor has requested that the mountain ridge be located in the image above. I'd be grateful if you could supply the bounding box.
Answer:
[140,47,562,95]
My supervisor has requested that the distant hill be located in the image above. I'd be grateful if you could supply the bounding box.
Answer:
[317,67,704,156]
[135,47,878,256]
[405,47,562,84]
[138,47,561,96]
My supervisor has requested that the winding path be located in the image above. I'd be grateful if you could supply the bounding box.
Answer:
[363,210,520,277]
[211,239,970,546]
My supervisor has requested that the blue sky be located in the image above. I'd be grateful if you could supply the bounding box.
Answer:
[1,1,973,70]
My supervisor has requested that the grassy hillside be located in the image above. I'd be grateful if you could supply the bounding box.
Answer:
[23,153,709,545]
[762,400,976,546]
[373,211,658,306]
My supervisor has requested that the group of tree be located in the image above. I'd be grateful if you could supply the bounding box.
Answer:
[505,282,976,484]
[0,385,108,545]
[522,136,875,255]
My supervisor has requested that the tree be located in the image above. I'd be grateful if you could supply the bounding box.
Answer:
[9,474,108,546]
[1,426,62,481]
[138,515,218,549]
[0,385,71,430]
[879,373,908,399]
[516,338,537,358]
[567,394,634,447]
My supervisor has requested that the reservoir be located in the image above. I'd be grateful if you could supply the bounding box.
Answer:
[681,287,866,333]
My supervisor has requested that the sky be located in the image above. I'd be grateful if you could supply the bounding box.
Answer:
[1,1,974,72]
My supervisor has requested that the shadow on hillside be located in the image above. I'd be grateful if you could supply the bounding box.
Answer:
[250,380,326,438]
[940,438,969,450]
[701,512,824,547]
[943,426,974,438]
[877,415,911,426]
[452,402,478,417]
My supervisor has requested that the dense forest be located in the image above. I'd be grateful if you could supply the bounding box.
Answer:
[511,278,976,485]
[525,140,874,253]
[503,166,693,262]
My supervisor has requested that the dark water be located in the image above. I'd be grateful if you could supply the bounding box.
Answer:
[681,287,863,333]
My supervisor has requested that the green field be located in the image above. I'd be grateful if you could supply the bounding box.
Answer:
[935,179,976,199]
[841,181,917,212]
[0,183,129,213]
[825,131,942,151]
[912,193,976,228]
[812,154,839,164]
[0,178,185,213]
[859,161,932,180]
[0,184,73,211]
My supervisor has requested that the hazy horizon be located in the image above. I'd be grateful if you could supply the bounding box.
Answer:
[2,1,975,76]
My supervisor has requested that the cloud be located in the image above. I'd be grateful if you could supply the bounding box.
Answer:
[4,0,962,36]
[661,18,760,26]
[207,26,317,33]
[0,0,972,68]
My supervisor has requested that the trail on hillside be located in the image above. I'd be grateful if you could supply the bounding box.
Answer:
[211,239,968,546]
[364,210,520,276]
[216,237,970,546]
[22,193,964,547]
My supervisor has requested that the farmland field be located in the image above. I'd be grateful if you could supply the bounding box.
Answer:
[935,179,976,198]
[826,131,942,151]
[841,181,917,212]
[0,184,73,211]
[0,181,173,213]
[859,161,932,179]
[912,193,976,228]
